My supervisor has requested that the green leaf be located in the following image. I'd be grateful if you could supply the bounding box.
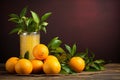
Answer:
[50,47,65,54]
[8,17,18,21]
[9,27,21,34]
[8,14,19,23]
[17,29,23,35]
[41,27,47,33]
[25,18,33,27]
[56,47,65,53]
[24,51,29,59]
[65,44,71,54]
[40,22,48,33]
[75,52,87,59]
[99,65,105,70]
[61,64,71,73]
[85,58,90,64]
[9,13,19,18]
[90,51,95,59]
[85,62,105,71]
[20,7,27,18]
[94,59,105,64]
[8,18,19,23]
[71,44,76,56]
[30,11,40,24]
[42,22,48,26]
[61,64,74,74]
[41,12,52,22]
[89,57,94,63]
[60,69,68,74]
[85,65,90,71]
[48,37,62,49]
[91,63,100,70]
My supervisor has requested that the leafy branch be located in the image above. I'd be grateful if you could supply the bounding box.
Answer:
[75,48,105,71]
[47,37,105,74]
[8,7,52,34]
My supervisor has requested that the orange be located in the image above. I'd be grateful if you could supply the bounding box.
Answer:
[31,59,43,73]
[33,44,49,60]
[69,57,85,73]
[15,59,33,74]
[5,57,19,73]
[43,58,61,74]
[44,55,58,62]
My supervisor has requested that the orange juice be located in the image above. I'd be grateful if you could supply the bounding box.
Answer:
[20,32,40,59]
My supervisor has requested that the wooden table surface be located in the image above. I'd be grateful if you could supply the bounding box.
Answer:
[0,63,120,80]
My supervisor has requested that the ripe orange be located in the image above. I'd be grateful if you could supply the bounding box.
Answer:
[43,58,61,74]
[33,44,49,60]
[15,59,33,74]
[5,57,19,73]
[44,55,58,62]
[69,57,85,73]
[31,59,43,73]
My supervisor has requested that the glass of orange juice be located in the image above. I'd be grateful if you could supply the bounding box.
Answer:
[20,32,40,59]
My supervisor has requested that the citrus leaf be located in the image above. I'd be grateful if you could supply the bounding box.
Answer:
[90,51,95,59]
[99,65,105,70]
[94,59,105,64]
[50,47,65,54]
[75,52,87,59]
[9,27,21,34]
[61,64,74,74]
[20,7,27,18]
[8,18,19,23]
[24,51,29,59]
[91,63,100,70]
[85,58,90,64]
[9,13,19,18]
[42,22,48,26]
[41,12,52,22]
[25,18,32,27]
[17,29,23,35]
[41,26,47,33]
[30,11,40,24]
[85,65,90,71]
[60,69,68,74]
[40,22,48,33]
[61,65,71,73]
[71,44,76,56]
[48,37,62,49]
[56,47,65,53]
[65,44,71,54]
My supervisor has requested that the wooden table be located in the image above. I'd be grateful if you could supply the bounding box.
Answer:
[0,63,120,80]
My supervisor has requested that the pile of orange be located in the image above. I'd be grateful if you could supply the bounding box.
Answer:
[5,44,85,75]
[5,44,61,74]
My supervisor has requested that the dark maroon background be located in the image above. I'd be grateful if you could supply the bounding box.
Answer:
[0,0,120,63]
